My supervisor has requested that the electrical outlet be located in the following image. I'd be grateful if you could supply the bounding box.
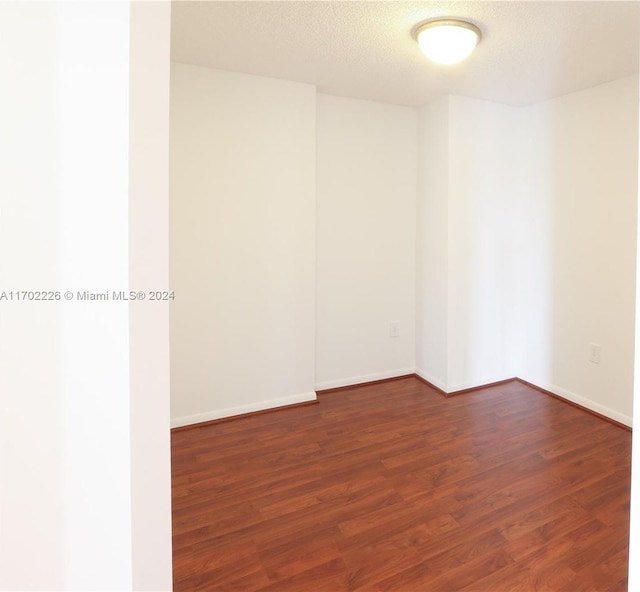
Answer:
[390,322,400,338]
[589,343,601,364]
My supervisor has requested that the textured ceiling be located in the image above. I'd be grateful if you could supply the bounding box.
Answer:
[171,1,640,107]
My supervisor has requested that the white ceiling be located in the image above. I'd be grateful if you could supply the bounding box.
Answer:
[171,1,640,107]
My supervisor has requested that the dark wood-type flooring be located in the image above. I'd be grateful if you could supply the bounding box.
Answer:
[171,376,631,591]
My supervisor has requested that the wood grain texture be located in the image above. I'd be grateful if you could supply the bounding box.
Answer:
[172,376,631,591]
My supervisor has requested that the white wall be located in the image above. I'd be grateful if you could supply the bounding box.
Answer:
[170,66,636,428]
[416,95,521,392]
[0,4,65,586]
[416,98,449,390]
[315,94,417,389]
[517,76,638,425]
[0,2,172,590]
[447,96,522,390]
[128,3,173,588]
[415,80,637,423]
[628,67,640,587]
[170,64,317,427]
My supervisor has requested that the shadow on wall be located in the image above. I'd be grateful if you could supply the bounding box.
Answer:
[516,77,637,425]
[445,96,525,391]
[440,78,636,428]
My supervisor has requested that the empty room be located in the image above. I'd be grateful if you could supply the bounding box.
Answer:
[169,1,638,590]
[2,1,640,592]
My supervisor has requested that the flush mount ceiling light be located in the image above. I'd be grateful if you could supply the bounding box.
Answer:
[415,19,481,65]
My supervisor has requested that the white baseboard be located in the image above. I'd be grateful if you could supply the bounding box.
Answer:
[518,376,632,427]
[414,368,447,392]
[315,367,415,391]
[415,369,514,394]
[171,391,317,428]
[171,376,632,429]
[447,375,515,393]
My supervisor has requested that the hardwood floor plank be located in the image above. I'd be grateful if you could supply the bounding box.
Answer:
[254,557,348,592]
[256,526,343,581]
[410,547,515,592]
[172,376,631,591]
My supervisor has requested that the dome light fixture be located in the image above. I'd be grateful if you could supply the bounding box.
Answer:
[415,19,481,65]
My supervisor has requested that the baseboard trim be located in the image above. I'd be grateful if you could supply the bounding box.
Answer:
[515,378,632,431]
[314,368,416,392]
[414,373,631,429]
[316,373,415,395]
[171,391,317,430]
[413,369,447,395]
[445,377,518,397]
[414,373,517,398]
[171,375,632,432]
